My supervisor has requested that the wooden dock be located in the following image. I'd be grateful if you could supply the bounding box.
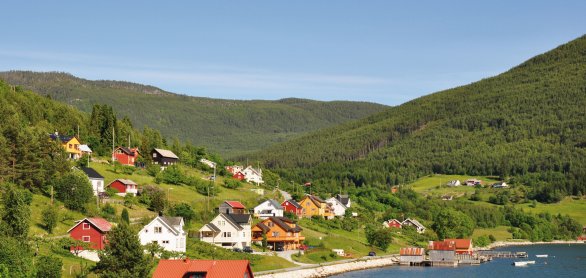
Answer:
[476,251,528,258]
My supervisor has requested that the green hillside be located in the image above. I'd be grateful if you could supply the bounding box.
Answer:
[252,35,586,201]
[0,71,387,157]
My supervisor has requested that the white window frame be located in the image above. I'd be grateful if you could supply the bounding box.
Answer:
[154,227,162,234]
[82,236,90,242]
[83,223,90,230]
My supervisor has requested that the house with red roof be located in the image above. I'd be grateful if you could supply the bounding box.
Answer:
[67,217,112,250]
[153,259,253,278]
[112,146,140,166]
[383,219,403,229]
[218,201,247,214]
[444,238,473,255]
[108,179,138,196]
[281,199,304,217]
[233,171,245,181]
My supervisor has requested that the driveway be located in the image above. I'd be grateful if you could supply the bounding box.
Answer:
[275,250,316,266]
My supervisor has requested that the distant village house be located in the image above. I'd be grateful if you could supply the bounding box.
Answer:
[151,148,179,169]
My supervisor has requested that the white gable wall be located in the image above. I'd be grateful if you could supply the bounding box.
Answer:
[326,198,347,217]
[89,178,104,196]
[253,201,284,219]
[139,217,186,252]
[199,214,251,249]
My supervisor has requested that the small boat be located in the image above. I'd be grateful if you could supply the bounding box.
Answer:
[536,254,548,258]
[513,261,536,266]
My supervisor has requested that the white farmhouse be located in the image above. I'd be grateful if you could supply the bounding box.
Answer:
[253,199,284,219]
[402,218,426,234]
[199,213,252,249]
[241,166,264,184]
[199,158,216,169]
[326,197,347,217]
[80,167,104,196]
[139,216,186,253]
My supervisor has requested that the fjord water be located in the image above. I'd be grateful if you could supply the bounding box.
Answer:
[332,244,586,278]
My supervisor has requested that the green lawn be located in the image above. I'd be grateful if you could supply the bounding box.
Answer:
[472,226,513,242]
[29,194,86,237]
[292,219,398,264]
[519,197,586,226]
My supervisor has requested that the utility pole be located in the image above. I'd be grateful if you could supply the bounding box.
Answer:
[112,127,115,156]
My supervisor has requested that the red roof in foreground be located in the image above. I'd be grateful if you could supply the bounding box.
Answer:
[444,239,472,249]
[153,259,253,278]
[400,247,425,256]
[429,241,456,251]
[225,201,246,209]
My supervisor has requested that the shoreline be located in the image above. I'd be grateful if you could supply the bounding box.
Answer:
[478,240,585,250]
[255,255,398,278]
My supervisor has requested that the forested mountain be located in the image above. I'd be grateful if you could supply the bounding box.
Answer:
[252,35,586,201]
[0,71,387,157]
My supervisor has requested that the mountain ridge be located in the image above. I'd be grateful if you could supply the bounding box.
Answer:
[0,70,388,157]
[250,35,586,201]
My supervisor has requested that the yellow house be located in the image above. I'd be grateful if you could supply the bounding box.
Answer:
[50,133,82,160]
[299,195,334,219]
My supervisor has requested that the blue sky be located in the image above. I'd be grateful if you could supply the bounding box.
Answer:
[1,1,585,105]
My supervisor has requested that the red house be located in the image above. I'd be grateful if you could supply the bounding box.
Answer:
[444,238,473,255]
[233,172,245,181]
[108,179,138,196]
[384,219,403,229]
[67,217,112,250]
[112,146,140,166]
[281,199,304,217]
[153,259,254,278]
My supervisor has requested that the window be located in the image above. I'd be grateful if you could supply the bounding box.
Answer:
[153,153,157,158]
[243,232,246,237]
[267,222,273,227]
[272,232,279,237]
[154,227,162,233]
[82,236,90,242]
[223,232,231,237]
[83,223,90,230]
[69,144,72,148]
[162,240,169,244]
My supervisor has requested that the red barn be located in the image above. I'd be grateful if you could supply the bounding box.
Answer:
[153,259,253,278]
[108,179,138,196]
[281,199,304,217]
[233,172,245,181]
[384,219,403,229]
[68,217,112,250]
[112,146,140,166]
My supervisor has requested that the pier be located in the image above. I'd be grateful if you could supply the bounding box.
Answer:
[476,250,528,258]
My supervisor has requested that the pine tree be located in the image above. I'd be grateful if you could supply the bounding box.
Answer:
[121,208,130,225]
[95,223,151,278]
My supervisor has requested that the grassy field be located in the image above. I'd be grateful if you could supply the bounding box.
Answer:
[408,174,500,197]
[472,226,513,242]
[519,197,586,226]
[291,219,398,264]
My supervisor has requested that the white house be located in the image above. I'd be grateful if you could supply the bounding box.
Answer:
[241,166,264,184]
[402,218,426,234]
[492,182,508,188]
[80,167,104,196]
[199,158,216,169]
[447,180,461,187]
[326,197,347,217]
[139,216,186,253]
[253,199,284,219]
[199,213,252,249]
[335,194,351,208]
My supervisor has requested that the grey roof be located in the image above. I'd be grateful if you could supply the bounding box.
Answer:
[153,148,179,159]
[267,199,284,210]
[221,213,251,230]
[335,194,350,206]
[114,179,137,185]
[256,222,270,233]
[403,218,425,229]
[205,223,221,233]
[49,134,75,143]
[81,167,103,179]
[161,216,183,227]
[285,199,302,209]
